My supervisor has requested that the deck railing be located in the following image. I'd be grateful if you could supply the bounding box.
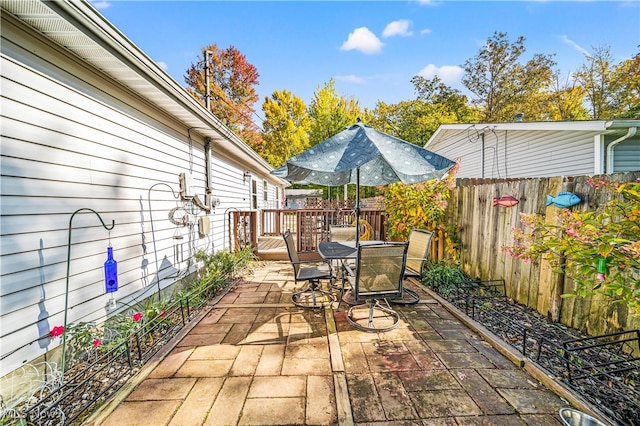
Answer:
[260,209,386,252]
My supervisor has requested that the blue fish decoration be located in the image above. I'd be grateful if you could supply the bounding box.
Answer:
[546,191,581,208]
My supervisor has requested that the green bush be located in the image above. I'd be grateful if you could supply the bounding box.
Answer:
[421,259,475,297]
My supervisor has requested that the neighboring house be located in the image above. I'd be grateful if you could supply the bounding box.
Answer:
[284,189,323,209]
[425,120,640,179]
[0,0,286,377]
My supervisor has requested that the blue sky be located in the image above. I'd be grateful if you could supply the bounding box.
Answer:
[94,1,639,120]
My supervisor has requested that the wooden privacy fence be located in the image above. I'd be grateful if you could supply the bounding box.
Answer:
[443,171,640,338]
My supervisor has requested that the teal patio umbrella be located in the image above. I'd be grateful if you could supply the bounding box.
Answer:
[272,120,456,244]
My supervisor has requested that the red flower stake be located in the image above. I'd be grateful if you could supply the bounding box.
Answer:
[50,325,65,338]
[93,339,102,348]
[132,312,143,322]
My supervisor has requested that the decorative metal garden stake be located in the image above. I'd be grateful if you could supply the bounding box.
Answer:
[597,257,607,281]
[62,208,115,376]
[104,245,118,293]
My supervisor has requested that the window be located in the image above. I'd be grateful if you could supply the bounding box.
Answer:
[251,180,257,209]
[263,180,268,201]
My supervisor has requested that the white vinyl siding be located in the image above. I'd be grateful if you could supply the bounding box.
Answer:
[497,130,595,178]
[430,127,602,179]
[0,19,280,376]
[1,55,207,375]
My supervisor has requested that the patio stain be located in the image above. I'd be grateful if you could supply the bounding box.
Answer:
[89,261,575,426]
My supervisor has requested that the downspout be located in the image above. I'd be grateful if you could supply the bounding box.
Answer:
[606,127,637,173]
[481,132,485,178]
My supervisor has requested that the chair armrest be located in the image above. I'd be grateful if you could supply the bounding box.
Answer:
[291,259,329,265]
[292,259,331,267]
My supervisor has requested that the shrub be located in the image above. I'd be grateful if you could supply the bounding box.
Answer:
[504,178,640,313]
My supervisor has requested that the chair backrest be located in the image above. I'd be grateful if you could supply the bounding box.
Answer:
[282,229,300,275]
[329,225,357,242]
[406,229,434,276]
[354,243,407,300]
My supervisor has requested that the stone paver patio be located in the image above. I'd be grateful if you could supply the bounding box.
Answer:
[88,261,573,425]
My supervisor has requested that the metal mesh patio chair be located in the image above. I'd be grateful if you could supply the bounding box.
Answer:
[329,224,357,243]
[328,225,357,293]
[283,229,335,309]
[346,242,408,332]
[389,228,433,306]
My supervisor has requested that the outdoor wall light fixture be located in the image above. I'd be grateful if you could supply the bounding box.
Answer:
[243,171,251,183]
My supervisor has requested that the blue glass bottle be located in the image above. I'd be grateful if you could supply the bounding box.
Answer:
[104,246,118,293]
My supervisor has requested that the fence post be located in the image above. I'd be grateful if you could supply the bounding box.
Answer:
[537,176,566,322]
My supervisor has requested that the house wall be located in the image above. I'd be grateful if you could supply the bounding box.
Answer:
[607,135,640,172]
[431,129,599,179]
[0,12,275,376]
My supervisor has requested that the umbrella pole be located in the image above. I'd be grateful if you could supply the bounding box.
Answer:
[356,168,360,246]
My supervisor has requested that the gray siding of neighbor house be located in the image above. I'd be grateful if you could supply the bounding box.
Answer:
[608,136,640,172]
[430,128,597,179]
[0,11,276,376]
[428,123,639,179]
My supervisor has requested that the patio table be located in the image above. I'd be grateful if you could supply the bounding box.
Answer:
[317,240,383,262]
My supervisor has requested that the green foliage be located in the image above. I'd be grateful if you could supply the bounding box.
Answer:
[422,260,474,297]
[411,75,480,123]
[544,71,590,121]
[504,178,640,313]
[307,79,361,145]
[65,321,102,363]
[55,249,257,369]
[384,163,458,241]
[610,48,640,119]
[462,31,556,122]
[262,89,311,167]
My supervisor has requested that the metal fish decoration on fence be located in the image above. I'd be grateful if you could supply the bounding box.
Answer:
[546,191,581,208]
[493,195,519,208]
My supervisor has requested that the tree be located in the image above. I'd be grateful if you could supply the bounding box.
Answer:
[411,75,478,123]
[462,31,556,122]
[368,77,478,146]
[611,49,640,119]
[573,45,618,119]
[544,71,589,120]
[369,100,443,145]
[261,90,311,167]
[307,79,361,145]
[184,44,263,150]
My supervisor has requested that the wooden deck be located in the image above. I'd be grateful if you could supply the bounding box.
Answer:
[256,235,287,260]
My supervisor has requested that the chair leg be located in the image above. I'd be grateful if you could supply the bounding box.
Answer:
[388,288,420,306]
[291,279,336,309]
[346,299,400,332]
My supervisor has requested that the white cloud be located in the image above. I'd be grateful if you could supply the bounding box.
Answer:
[341,27,383,55]
[560,35,590,57]
[382,20,413,38]
[89,1,111,10]
[335,74,367,84]
[417,64,464,84]
[157,61,168,71]
[420,28,432,35]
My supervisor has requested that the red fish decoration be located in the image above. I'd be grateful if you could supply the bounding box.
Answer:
[493,195,519,208]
